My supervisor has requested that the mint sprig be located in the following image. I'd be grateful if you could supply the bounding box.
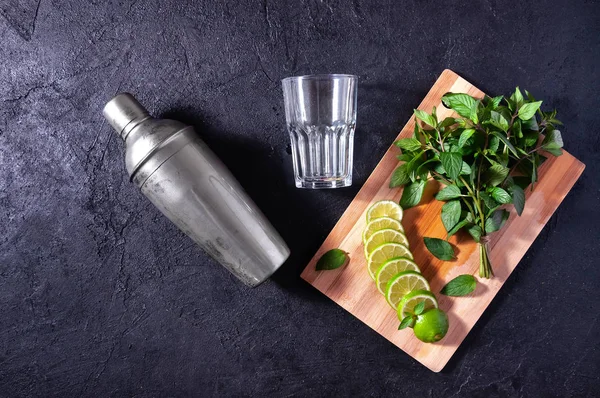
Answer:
[398,300,427,330]
[390,88,564,278]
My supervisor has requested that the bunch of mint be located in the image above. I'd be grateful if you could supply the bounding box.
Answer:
[390,88,563,277]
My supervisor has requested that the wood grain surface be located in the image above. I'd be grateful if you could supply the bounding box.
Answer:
[300,69,585,372]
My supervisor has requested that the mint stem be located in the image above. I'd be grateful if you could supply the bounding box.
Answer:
[478,241,493,278]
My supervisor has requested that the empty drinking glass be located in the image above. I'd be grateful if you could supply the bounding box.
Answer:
[282,74,358,189]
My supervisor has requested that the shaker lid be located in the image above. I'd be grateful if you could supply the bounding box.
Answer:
[103,93,150,139]
[103,93,189,179]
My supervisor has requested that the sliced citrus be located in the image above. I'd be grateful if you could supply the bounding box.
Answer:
[366,200,403,223]
[375,257,420,295]
[396,289,438,319]
[367,243,413,280]
[362,216,404,245]
[385,271,430,309]
[364,229,410,259]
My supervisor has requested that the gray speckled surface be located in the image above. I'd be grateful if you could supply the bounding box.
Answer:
[1,0,599,396]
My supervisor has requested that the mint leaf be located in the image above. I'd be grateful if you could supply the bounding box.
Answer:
[542,129,563,150]
[400,180,427,209]
[521,115,539,132]
[510,87,524,108]
[485,163,509,187]
[544,147,562,156]
[510,185,526,216]
[413,120,421,140]
[398,315,415,330]
[414,109,436,128]
[439,117,457,128]
[466,225,482,243]
[442,93,477,119]
[518,101,543,120]
[469,100,479,124]
[390,164,411,188]
[523,130,539,147]
[480,191,499,211]
[492,131,518,156]
[441,200,461,232]
[458,128,476,148]
[440,152,462,180]
[441,275,477,296]
[414,301,426,315]
[397,153,414,162]
[415,159,438,178]
[436,185,463,201]
[489,111,509,132]
[491,95,503,109]
[447,217,470,239]
[461,161,472,175]
[490,187,512,204]
[424,237,455,261]
[316,249,349,271]
[485,209,510,233]
[488,135,500,153]
[531,155,538,186]
[395,138,422,152]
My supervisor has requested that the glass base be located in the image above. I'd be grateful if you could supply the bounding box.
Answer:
[295,176,352,189]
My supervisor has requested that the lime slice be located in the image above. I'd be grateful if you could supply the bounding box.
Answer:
[362,217,404,244]
[396,289,438,319]
[366,200,403,223]
[367,243,413,280]
[375,257,420,294]
[385,271,430,309]
[364,229,410,259]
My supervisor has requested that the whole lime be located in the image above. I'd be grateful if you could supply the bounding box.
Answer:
[413,308,449,343]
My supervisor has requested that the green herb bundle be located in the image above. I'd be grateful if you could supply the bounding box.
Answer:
[390,88,564,278]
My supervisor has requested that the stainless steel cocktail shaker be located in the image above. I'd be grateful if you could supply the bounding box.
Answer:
[103,93,290,286]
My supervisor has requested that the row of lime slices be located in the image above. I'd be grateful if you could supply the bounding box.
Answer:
[363,200,438,319]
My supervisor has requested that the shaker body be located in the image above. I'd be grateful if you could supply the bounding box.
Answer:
[136,128,290,287]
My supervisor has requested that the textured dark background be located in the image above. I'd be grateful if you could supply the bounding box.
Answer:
[1,0,599,396]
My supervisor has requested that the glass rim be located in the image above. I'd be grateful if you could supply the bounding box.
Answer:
[281,74,358,84]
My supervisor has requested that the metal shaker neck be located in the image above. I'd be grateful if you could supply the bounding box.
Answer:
[103,93,190,180]
[103,93,151,139]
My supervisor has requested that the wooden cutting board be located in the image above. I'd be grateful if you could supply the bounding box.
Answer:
[300,69,585,372]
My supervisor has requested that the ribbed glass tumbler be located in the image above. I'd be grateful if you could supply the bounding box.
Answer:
[282,74,358,189]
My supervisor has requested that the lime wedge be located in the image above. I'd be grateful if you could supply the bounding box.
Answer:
[385,271,430,309]
[367,243,413,280]
[375,257,420,294]
[362,217,404,245]
[366,200,403,223]
[364,229,410,259]
[397,289,438,319]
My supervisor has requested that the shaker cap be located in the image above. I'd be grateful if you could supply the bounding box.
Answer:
[102,93,188,180]
[103,93,150,138]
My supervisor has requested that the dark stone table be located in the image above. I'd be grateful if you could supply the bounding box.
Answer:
[1,0,598,396]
